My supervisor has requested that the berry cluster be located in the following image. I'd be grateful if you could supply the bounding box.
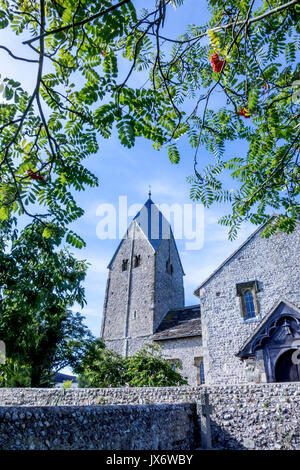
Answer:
[238,108,251,118]
[210,53,225,73]
[27,169,46,181]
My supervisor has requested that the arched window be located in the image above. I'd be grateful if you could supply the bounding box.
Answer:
[236,280,260,320]
[243,290,256,319]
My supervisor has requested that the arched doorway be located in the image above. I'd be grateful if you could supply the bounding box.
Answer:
[275,349,300,382]
[238,301,300,382]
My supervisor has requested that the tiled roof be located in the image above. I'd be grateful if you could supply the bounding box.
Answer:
[152,305,201,341]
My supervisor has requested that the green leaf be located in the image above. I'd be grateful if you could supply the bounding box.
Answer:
[0,206,10,220]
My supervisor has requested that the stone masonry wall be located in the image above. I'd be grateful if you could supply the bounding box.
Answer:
[207,382,300,450]
[0,403,197,450]
[128,232,156,340]
[101,223,156,356]
[199,225,300,385]
[101,218,185,358]
[0,382,299,450]
[156,336,203,386]
[154,236,184,331]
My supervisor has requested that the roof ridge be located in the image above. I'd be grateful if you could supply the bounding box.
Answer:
[194,214,279,296]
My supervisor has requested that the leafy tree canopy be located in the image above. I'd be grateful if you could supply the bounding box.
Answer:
[75,340,187,387]
[124,343,188,387]
[0,0,299,240]
[75,337,128,388]
[0,218,94,387]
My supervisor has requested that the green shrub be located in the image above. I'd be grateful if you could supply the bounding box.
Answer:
[63,380,73,389]
[76,341,188,388]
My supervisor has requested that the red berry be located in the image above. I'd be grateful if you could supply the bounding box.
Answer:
[27,169,46,181]
[238,108,251,118]
[210,54,225,72]
[210,53,219,62]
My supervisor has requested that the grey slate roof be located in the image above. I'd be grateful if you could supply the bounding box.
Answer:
[133,197,164,251]
[152,305,201,341]
[107,197,184,274]
[54,372,77,384]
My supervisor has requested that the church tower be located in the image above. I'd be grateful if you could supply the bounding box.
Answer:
[100,195,185,357]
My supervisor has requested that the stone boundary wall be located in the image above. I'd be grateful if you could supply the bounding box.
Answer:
[0,403,198,450]
[0,382,299,450]
[206,383,300,450]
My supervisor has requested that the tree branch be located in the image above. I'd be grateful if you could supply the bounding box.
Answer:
[23,0,131,46]
[0,45,38,63]
[148,0,298,46]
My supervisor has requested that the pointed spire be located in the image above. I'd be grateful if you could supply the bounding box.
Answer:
[148,185,151,199]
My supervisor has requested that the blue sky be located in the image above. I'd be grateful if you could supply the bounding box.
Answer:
[0,1,260,340]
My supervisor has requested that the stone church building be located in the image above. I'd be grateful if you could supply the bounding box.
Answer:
[100,196,300,386]
[195,217,300,385]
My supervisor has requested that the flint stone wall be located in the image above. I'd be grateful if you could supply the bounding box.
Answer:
[0,382,299,450]
[0,403,197,450]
